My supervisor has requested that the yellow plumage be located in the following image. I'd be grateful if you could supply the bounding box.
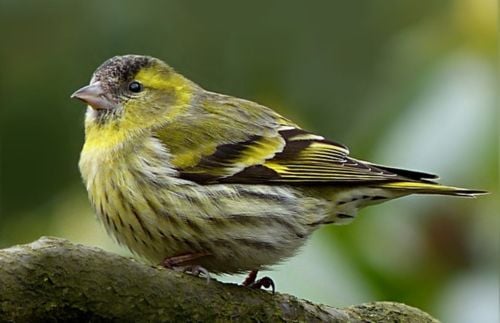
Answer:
[73,55,485,277]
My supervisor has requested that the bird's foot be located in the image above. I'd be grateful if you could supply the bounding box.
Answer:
[249,277,275,293]
[162,252,211,283]
[242,270,275,293]
[182,265,211,283]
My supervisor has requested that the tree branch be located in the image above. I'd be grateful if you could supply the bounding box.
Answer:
[0,237,439,322]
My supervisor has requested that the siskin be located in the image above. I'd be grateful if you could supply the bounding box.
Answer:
[72,55,485,289]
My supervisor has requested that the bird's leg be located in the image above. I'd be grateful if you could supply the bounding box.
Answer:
[162,251,211,268]
[242,270,258,286]
[162,252,211,283]
[242,270,275,293]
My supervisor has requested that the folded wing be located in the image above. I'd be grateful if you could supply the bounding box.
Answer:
[169,123,437,185]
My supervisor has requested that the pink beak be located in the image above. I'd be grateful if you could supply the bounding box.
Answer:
[71,82,116,110]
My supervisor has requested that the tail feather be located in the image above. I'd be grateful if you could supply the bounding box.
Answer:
[373,164,439,181]
[378,181,487,197]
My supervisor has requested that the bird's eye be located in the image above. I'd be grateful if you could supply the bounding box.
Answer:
[128,81,143,93]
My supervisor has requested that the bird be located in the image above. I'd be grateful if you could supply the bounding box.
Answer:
[72,54,485,290]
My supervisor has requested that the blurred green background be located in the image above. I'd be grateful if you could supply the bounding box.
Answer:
[0,1,497,321]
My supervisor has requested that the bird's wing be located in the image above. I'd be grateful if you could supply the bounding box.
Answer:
[156,94,437,184]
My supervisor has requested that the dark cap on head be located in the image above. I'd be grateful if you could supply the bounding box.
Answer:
[92,55,157,84]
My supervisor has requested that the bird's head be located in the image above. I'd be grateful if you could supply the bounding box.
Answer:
[72,55,196,131]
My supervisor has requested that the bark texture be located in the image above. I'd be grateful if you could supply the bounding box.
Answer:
[0,237,439,322]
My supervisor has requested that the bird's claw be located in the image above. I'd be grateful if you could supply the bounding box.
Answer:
[249,276,275,293]
[182,265,211,284]
[242,270,275,293]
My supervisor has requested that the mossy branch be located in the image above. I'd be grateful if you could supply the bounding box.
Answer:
[0,237,439,322]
